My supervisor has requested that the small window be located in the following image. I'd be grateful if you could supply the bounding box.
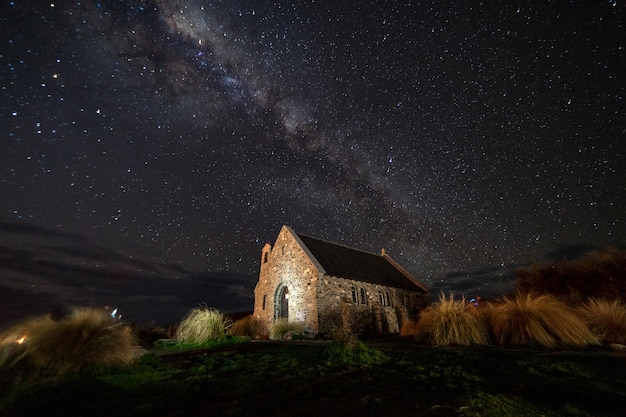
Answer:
[379,291,383,305]
[386,292,391,307]
[360,288,366,305]
[262,295,267,310]
[351,286,357,304]
[263,252,269,263]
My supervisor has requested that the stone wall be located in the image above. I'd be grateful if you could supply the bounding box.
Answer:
[316,276,430,335]
[253,227,320,335]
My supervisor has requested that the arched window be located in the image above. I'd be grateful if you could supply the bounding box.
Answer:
[379,291,384,305]
[351,286,357,303]
[360,288,366,305]
[386,292,391,307]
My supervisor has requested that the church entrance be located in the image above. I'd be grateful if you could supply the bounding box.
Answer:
[276,286,289,320]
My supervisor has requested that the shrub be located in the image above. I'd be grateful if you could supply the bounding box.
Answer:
[269,319,304,340]
[515,248,626,302]
[490,293,599,348]
[0,308,137,373]
[228,315,264,338]
[414,293,490,346]
[578,299,626,344]
[175,305,232,344]
[132,322,168,348]
[399,319,418,337]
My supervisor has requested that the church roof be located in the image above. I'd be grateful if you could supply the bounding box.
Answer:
[295,232,429,293]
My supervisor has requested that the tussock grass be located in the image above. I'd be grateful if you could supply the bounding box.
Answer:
[578,299,626,344]
[469,300,496,331]
[0,308,137,373]
[269,319,304,340]
[415,293,490,346]
[490,293,599,348]
[175,305,232,344]
[228,315,265,338]
[0,316,51,368]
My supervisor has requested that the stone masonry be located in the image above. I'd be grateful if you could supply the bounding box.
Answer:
[253,225,430,336]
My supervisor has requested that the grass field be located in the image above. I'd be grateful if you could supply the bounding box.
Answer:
[2,338,626,417]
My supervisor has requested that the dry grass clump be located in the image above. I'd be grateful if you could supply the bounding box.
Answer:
[469,300,496,329]
[490,293,599,348]
[0,308,137,373]
[175,305,232,344]
[578,299,626,344]
[269,319,305,340]
[414,293,490,346]
[228,315,265,338]
[0,315,52,368]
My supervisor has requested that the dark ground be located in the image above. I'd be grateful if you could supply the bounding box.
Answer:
[2,338,626,417]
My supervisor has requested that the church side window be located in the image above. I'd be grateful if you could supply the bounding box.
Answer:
[386,291,391,307]
[379,291,384,305]
[360,288,366,305]
[351,286,357,304]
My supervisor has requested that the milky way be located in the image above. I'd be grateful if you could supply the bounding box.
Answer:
[1,1,625,302]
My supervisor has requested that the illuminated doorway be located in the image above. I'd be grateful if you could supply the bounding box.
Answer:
[275,286,289,320]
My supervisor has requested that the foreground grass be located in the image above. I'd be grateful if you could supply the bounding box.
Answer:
[2,340,626,417]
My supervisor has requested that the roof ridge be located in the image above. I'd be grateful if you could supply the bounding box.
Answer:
[289,226,428,293]
[295,231,382,257]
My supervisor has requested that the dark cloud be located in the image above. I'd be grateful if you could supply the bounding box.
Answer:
[0,220,255,328]
[433,266,518,299]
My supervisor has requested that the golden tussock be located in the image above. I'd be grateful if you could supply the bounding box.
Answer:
[0,308,137,373]
[578,298,626,344]
[490,293,599,348]
[414,293,490,346]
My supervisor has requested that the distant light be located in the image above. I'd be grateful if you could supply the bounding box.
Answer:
[111,308,118,317]
[16,335,26,344]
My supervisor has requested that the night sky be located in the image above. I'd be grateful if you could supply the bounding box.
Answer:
[1,1,625,325]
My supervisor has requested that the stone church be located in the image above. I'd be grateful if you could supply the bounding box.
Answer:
[253,225,430,336]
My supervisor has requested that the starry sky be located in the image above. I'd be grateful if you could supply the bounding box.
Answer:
[1,1,625,324]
